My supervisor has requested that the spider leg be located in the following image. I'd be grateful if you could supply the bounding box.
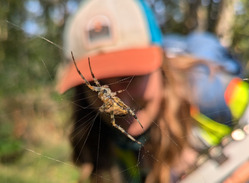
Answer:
[127,109,143,129]
[110,112,141,145]
[71,52,96,91]
[116,89,126,94]
[88,58,101,87]
[111,97,143,129]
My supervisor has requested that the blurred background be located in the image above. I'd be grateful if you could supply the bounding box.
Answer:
[1,0,249,182]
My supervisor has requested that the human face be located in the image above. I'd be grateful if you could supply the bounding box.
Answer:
[101,69,164,136]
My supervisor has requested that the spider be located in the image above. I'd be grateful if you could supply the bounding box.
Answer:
[71,52,143,145]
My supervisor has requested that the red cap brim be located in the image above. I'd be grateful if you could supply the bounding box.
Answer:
[57,45,162,93]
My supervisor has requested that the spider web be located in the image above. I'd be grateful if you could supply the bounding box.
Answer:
[0,19,173,183]
[3,18,248,183]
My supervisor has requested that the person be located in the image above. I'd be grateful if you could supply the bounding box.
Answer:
[164,32,249,183]
[56,0,249,182]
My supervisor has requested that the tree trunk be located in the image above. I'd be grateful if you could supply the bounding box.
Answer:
[215,0,237,47]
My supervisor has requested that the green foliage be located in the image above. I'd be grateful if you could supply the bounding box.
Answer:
[0,141,79,183]
[0,137,23,163]
[0,115,23,163]
[0,1,77,182]
[232,0,249,73]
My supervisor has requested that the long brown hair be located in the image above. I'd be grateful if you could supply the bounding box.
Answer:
[146,54,223,182]
[69,54,217,182]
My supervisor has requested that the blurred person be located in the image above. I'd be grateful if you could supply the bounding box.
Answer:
[56,0,249,182]
[164,32,249,182]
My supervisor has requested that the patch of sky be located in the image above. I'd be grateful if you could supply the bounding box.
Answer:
[234,1,245,15]
[201,0,210,6]
[66,0,78,14]
[23,0,44,36]
[49,5,64,24]
[212,0,220,3]
[22,19,45,36]
[24,0,43,16]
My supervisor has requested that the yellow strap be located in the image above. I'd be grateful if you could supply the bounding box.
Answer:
[191,107,231,145]
[191,78,249,146]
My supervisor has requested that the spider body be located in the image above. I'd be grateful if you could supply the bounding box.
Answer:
[71,52,143,145]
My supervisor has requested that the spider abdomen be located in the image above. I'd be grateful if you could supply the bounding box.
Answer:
[99,99,129,116]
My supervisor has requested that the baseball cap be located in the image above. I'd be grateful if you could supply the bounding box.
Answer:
[57,0,163,93]
[163,32,242,74]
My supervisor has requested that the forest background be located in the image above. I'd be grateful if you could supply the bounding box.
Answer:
[1,0,249,182]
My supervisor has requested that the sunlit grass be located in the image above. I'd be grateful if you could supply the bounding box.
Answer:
[0,144,79,183]
[0,86,78,183]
